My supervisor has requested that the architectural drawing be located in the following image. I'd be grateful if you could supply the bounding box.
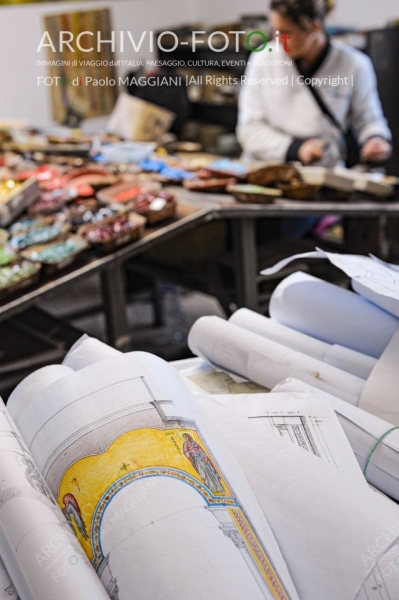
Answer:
[250,413,337,467]
[268,416,321,456]
[56,375,289,600]
[355,544,399,600]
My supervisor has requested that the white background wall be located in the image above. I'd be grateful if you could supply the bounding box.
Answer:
[0,0,197,125]
[0,0,398,125]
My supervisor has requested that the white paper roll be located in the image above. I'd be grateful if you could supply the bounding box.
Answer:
[359,330,399,425]
[229,309,376,379]
[269,272,399,358]
[188,316,365,403]
[230,309,329,360]
[324,345,376,380]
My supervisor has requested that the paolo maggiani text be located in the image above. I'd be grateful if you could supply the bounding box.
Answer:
[37,75,353,87]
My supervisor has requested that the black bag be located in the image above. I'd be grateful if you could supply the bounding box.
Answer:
[304,81,360,168]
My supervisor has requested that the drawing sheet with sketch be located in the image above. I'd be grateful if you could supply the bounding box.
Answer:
[195,393,399,600]
[1,351,298,600]
[186,305,399,502]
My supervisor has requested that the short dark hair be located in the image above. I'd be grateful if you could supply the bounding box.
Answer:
[270,0,335,30]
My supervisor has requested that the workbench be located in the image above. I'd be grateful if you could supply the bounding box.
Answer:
[1,188,399,350]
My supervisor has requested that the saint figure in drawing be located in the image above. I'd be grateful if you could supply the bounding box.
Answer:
[182,433,224,493]
[62,493,89,540]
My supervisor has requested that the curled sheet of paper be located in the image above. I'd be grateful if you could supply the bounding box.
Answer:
[0,399,110,600]
[188,315,365,403]
[230,308,377,379]
[359,330,399,425]
[273,378,399,502]
[198,396,399,600]
[261,247,399,319]
[210,392,366,484]
[7,365,73,419]
[268,272,399,358]
[62,335,121,371]
[8,353,298,600]
[355,542,399,600]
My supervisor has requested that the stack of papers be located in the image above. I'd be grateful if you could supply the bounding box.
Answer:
[2,243,399,600]
[186,250,399,506]
[1,340,299,600]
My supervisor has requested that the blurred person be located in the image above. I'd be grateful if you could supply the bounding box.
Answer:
[237,0,392,169]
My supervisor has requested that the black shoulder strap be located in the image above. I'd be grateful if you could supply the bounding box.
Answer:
[303,80,345,136]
